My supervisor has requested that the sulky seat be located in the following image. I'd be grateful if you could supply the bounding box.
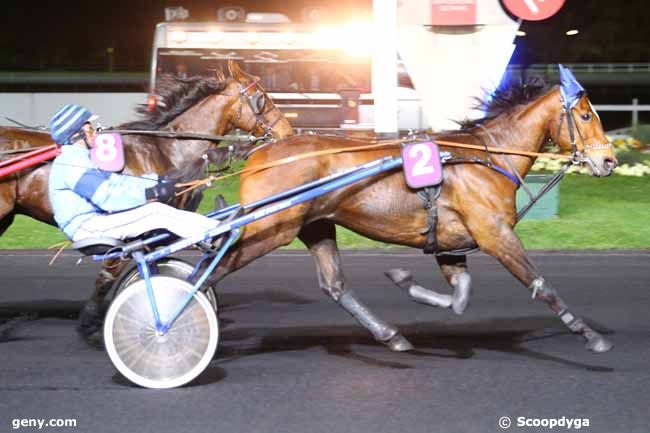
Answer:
[71,237,125,256]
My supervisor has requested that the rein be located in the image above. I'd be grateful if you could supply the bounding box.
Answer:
[3,117,47,131]
[175,137,571,196]
[98,129,262,143]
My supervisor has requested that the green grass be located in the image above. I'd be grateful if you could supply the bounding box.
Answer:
[1,175,649,250]
[515,175,650,249]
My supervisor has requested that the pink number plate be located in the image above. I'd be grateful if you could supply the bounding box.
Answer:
[91,133,125,172]
[401,141,443,189]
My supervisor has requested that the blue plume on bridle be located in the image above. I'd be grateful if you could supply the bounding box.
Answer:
[559,64,585,109]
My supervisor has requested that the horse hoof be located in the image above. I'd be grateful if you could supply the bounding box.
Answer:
[79,330,104,349]
[77,309,101,336]
[585,335,613,353]
[385,334,414,352]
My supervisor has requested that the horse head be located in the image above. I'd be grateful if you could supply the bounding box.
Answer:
[222,60,294,140]
[547,65,617,177]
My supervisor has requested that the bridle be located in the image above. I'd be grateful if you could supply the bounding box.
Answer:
[234,80,284,142]
[555,94,612,165]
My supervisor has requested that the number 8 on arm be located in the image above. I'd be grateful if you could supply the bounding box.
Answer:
[91,133,125,172]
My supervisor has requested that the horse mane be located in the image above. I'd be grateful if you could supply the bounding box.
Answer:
[122,75,227,130]
[458,76,549,130]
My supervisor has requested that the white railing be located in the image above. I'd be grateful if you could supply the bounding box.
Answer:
[508,63,650,74]
[594,99,650,126]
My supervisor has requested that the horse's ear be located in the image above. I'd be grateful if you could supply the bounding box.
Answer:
[214,66,226,82]
[228,60,244,81]
[228,59,259,85]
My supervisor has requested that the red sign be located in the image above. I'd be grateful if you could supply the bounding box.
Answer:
[502,0,565,21]
[431,0,477,26]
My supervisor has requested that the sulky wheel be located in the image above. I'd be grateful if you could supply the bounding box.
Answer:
[112,258,218,312]
[104,275,218,389]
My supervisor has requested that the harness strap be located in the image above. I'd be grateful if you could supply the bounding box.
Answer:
[489,164,521,186]
[476,125,526,190]
[416,186,441,254]
[445,157,520,186]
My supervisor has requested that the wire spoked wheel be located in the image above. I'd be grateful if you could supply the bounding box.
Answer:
[104,276,218,389]
[112,258,218,312]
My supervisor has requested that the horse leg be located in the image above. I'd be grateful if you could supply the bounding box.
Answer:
[468,218,612,353]
[384,267,452,309]
[437,255,472,314]
[384,255,472,314]
[299,221,413,352]
[78,260,128,346]
[0,212,16,237]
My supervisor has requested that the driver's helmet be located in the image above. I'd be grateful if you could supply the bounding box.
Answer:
[49,104,95,145]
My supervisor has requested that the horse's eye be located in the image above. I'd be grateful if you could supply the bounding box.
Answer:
[581,113,592,122]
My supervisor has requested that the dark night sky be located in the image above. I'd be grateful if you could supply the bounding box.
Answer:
[0,0,648,71]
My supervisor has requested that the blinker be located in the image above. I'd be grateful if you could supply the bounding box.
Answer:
[250,92,265,114]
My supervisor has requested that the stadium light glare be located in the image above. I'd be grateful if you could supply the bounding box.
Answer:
[170,30,187,43]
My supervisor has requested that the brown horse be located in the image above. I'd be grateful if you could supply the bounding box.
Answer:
[0,61,293,342]
[205,78,617,354]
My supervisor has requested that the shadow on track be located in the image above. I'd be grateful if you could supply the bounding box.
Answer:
[217,316,614,373]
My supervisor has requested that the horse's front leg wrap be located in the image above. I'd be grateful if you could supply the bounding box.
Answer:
[338,290,413,352]
[528,277,613,353]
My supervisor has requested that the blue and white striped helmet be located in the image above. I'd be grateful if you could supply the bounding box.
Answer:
[49,104,94,145]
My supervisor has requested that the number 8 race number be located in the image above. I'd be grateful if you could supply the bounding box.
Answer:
[91,133,125,172]
[94,134,118,162]
[401,141,443,189]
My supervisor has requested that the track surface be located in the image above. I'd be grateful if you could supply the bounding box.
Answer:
[0,250,649,433]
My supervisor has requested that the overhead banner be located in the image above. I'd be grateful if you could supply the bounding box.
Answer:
[431,0,477,26]
[398,0,520,130]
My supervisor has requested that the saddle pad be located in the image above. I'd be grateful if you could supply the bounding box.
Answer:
[401,141,443,189]
[91,133,125,172]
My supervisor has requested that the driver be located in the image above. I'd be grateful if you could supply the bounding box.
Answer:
[47,104,219,242]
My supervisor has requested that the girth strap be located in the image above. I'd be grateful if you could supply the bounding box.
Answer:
[416,185,441,254]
